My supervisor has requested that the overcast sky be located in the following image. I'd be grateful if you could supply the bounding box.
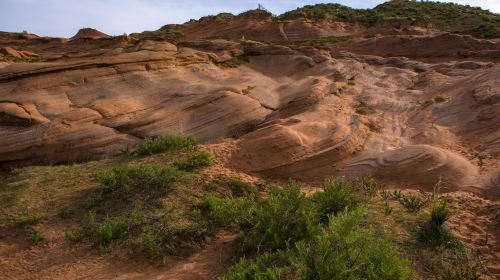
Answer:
[1,0,499,37]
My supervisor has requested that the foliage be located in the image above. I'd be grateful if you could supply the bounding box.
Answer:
[419,202,458,249]
[174,150,213,172]
[28,230,45,245]
[242,181,319,253]
[313,179,361,223]
[137,134,196,156]
[211,175,259,198]
[279,4,381,27]
[279,1,500,38]
[95,215,131,247]
[141,27,185,42]
[202,194,257,228]
[276,36,351,48]
[221,251,293,280]
[16,215,44,227]
[398,193,427,213]
[135,134,197,156]
[294,209,411,280]
[95,164,185,202]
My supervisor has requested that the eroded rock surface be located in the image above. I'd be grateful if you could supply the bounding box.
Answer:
[0,30,498,197]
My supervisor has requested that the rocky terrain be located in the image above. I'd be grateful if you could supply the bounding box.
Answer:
[0,1,499,279]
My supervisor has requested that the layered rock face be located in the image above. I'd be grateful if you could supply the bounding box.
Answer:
[0,24,499,196]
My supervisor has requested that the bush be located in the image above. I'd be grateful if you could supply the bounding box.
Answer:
[174,150,213,172]
[419,202,458,248]
[221,251,293,280]
[139,231,162,259]
[313,179,360,223]
[135,134,196,156]
[16,215,44,227]
[242,181,319,253]
[95,216,130,247]
[398,194,427,212]
[294,209,412,280]
[29,230,45,245]
[359,177,380,197]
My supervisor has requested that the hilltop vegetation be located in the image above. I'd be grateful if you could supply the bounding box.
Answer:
[279,1,500,38]
[375,1,500,38]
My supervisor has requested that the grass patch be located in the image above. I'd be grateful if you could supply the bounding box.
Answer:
[29,230,44,245]
[16,215,44,227]
[134,134,197,156]
[211,175,259,198]
[276,36,351,48]
[174,150,213,172]
[93,164,186,206]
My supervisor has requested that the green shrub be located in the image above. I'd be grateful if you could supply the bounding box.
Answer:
[294,209,412,280]
[419,202,458,249]
[174,150,213,172]
[384,203,394,216]
[398,194,427,213]
[139,231,162,259]
[95,216,130,247]
[29,230,45,245]
[16,215,44,227]
[242,181,319,253]
[313,179,360,223]
[359,178,380,197]
[135,134,196,156]
[66,230,86,243]
[221,251,293,280]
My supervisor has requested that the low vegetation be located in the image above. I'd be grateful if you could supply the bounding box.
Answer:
[355,100,376,115]
[279,1,500,38]
[418,202,458,248]
[134,134,197,156]
[136,27,185,42]
[219,180,411,279]
[174,150,213,171]
[0,134,488,279]
[276,36,351,49]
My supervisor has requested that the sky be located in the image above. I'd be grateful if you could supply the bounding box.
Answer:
[0,0,499,38]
